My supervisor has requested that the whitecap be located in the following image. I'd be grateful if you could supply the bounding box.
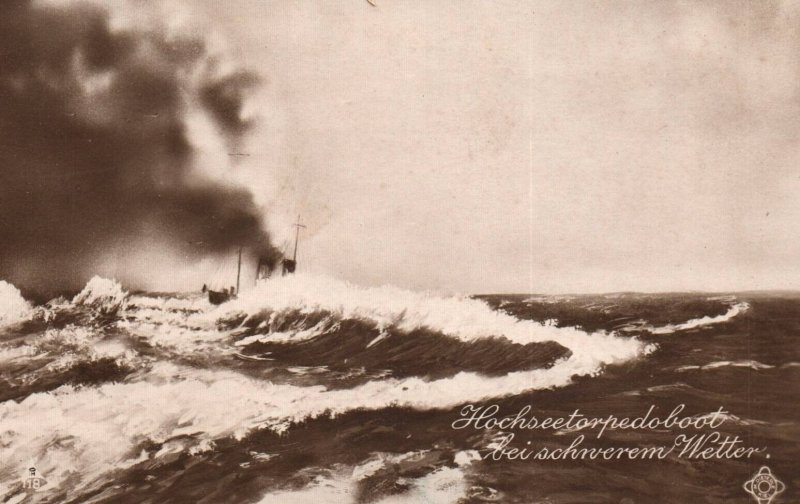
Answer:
[676,360,774,372]
[647,302,749,334]
[0,280,31,327]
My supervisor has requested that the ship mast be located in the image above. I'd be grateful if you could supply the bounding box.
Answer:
[292,215,306,263]
[236,246,242,294]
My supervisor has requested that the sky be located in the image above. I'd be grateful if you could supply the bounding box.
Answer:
[184,0,800,295]
[33,0,800,295]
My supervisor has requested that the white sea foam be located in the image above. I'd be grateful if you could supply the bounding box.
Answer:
[126,293,205,312]
[647,302,749,334]
[117,318,232,354]
[72,276,128,314]
[0,280,31,327]
[256,474,352,504]
[233,317,340,346]
[119,273,651,376]
[454,450,482,467]
[215,273,651,365]
[116,294,231,353]
[376,467,468,504]
[0,345,36,364]
[524,294,575,304]
[351,450,430,481]
[0,273,653,499]
[676,360,774,372]
[256,465,468,504]
[0,345,639,498]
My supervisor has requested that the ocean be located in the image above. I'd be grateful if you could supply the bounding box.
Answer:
[0,275,797,503]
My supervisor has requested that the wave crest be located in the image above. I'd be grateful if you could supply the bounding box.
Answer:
[647,302,749,334]
[72,276,128,315]
[0,273,654,499]
[214,274,648,354]
[0,280,31,327]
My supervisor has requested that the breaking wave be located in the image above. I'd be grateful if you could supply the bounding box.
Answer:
[71,276,128,315]
[0,280,31,326]
[676,360,775,372]
[0,273,658,499]
[213,273,652,364]
[646,302,749,334]
[256,463,470,504]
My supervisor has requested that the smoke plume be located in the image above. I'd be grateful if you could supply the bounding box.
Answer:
[0,0,279,300]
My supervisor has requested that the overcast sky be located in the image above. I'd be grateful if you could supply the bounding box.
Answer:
[180,0,799,294]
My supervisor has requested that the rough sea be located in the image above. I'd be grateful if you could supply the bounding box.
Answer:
[0,275,797,503]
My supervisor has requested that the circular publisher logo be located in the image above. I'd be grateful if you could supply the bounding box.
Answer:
[744,466,785,504]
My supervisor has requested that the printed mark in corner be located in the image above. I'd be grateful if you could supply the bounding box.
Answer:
[19,466,48,494]
[744,466,785,504]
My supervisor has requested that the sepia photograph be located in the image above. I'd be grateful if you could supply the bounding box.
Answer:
[0,0,798,502]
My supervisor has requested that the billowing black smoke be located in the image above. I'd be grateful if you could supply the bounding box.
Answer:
[0,0,280,300]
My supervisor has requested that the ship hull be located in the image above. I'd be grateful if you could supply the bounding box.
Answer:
[208,290,233,305]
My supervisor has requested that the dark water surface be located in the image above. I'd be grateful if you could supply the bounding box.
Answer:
[0,278,797,503]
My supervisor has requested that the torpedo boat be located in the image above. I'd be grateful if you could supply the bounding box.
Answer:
[205,216,306,305]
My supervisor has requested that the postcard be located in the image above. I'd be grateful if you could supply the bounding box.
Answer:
[0,1,797,503]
